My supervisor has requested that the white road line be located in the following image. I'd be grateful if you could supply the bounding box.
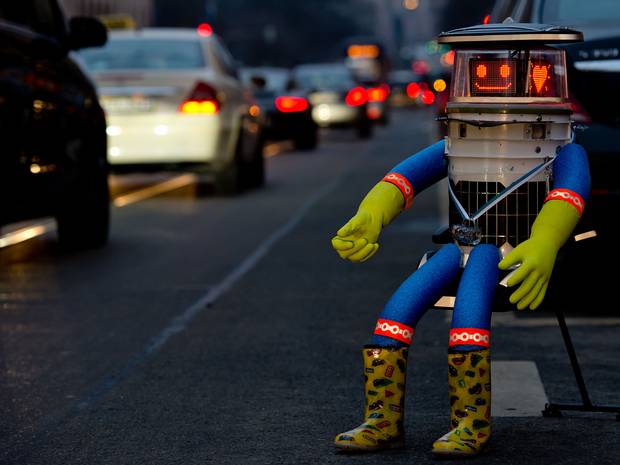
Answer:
[112,173,197,207]
[77,175,343,409]
[493,361,548,417]
[0,220,56,249]
[0,174,198,249]
[264,141,293,158]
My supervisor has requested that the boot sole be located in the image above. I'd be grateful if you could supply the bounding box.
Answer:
[334,439,405,452]
[431,442,488,459]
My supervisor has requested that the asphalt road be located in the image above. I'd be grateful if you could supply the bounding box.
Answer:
[1,109,618,465]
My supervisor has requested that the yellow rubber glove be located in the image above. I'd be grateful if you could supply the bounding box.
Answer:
[332,181,404,262]
[499,200,581,310]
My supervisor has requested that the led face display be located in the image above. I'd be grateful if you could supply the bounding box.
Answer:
[469,59,517,96]
[452,50,568,99]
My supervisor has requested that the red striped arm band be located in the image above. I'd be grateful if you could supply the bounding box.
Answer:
[545,188,585,217]
[449,328,490,348]
[382,173,414,210]
[374,319,415,345]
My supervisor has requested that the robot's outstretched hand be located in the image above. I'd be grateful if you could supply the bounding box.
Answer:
[332,209,382,262]
[499,238,558,310]
[331,181,405,263]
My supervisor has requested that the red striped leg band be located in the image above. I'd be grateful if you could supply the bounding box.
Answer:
[382,173,414,210]
[545,188,585,217]
[374,319,415,345]
[449,328,490,348]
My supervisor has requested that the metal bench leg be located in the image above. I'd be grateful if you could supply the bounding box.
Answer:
[542,311,620,420]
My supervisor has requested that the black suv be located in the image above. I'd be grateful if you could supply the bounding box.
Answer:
[490,0,620,237]
[0,1,110,248]
[490,0,620,309]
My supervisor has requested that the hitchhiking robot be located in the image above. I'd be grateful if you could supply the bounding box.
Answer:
[331,23,590,457]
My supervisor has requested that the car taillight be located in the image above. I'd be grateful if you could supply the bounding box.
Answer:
[345,87,368,107]
[367,86,388,102]
[421,90,435,105]
[406,82,420,99]
[275,96,309,113]
[179,81,220,114]
[412,60,430,75]
[570,96,592,123]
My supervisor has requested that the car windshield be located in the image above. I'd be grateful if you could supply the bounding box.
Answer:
[541,0,620,25]
[241,69,290,93]
[294,67,355,90]
[80,38,205,71]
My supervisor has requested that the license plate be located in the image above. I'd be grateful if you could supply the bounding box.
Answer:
[100,96,154,114]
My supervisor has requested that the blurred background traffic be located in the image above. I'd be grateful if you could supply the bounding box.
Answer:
[3,0,619,254]
[0,0,499,250]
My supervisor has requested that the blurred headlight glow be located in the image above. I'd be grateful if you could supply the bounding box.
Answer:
[317,104,331,121]
[106,126,122,136]
[154,125,169,136]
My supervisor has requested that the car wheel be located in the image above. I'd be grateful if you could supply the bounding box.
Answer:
[56,161,110,250]
[294,129,318,151]
[213,129,249,195]
[213,159,242,195]
[247,135,265,188]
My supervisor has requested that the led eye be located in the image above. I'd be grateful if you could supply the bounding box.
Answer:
[476,64,487,78]
[500,64,510,78]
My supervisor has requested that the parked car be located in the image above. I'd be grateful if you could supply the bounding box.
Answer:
[292,63,373,139]
[0,1,110,249]
[490,0,620,307]
[490,1,620,197]
[241,67,318,151]
[79,28,264,193]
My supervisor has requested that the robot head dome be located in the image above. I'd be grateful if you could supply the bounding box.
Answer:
[438,23,583,103]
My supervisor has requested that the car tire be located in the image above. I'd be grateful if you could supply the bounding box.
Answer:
[294,129,318,151]
[247,135,265,188]
[56,161,110,250]
[213,159,242,195]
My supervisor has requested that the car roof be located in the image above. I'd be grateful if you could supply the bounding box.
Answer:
[242,66,290,75]
[108,28,210,40]
[293,63,349,72]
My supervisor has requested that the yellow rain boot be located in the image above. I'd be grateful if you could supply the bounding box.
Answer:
[432,349,491,457]
[334,346,408,451]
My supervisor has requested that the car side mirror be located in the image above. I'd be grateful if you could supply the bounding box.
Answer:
[68,17,108,50]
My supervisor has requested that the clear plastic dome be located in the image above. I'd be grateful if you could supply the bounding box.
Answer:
[450,48,568,100]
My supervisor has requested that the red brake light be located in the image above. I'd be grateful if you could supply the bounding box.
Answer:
[483,14,491,25]
[180,81,219,114]
[406,82,420,99]
[412,60,430,75]
[275,96,309,113]
[421,90,435,105]
[367,86,388,102]
[197,23,213,37]
[345,87,368,107]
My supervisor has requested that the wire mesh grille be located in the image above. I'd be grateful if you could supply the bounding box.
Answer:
[449,181,549,247]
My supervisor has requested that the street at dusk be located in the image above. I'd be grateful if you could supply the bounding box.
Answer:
[1,1,619,464]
